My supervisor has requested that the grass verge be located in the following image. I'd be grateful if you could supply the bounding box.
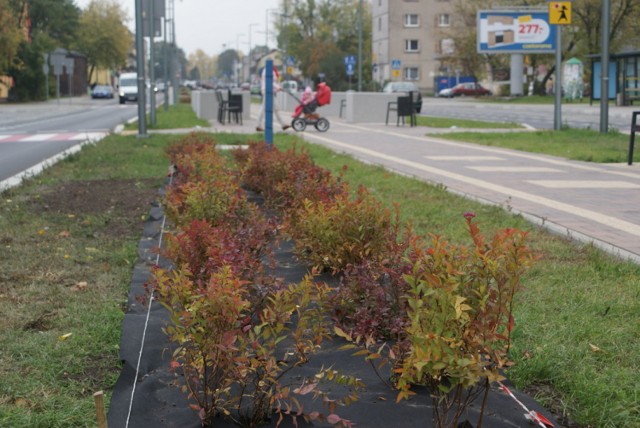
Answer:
[417,115,523,129]
[431,127,637,163]
[124,102,210,131]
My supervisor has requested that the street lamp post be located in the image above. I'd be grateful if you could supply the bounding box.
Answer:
[236,34,244,85]
[265,8,278,48]
[248,23,259,83]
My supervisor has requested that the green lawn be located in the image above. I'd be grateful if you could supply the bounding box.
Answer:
[432,127,637,163]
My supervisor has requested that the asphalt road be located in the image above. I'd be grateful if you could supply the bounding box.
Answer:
[0,96,139,187]
[421,97,636,131]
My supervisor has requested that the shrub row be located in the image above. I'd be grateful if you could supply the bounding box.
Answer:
[154,137,536,428]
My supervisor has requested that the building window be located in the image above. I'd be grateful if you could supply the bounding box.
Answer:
[404,67,419,80]
[404,14,419,27]
[438,38,455,55]
[438,14,450,27]
[405,39,419,52]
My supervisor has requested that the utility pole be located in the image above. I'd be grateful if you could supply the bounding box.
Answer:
[357,0,363,92]
[149,0,157,126]
[600,0,610,133]
[134,0,147,137]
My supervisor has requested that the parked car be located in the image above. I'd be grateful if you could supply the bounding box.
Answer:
[438,82,492,98]
[382,81,423,113]
[91,85,114,99]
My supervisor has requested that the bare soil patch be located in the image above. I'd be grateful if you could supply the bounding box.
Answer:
[33,178,161,239]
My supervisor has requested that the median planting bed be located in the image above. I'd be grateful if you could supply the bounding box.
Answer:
[108,133,556,428]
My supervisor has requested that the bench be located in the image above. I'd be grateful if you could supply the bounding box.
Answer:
[385,94,416,127]
[624,88,640,105]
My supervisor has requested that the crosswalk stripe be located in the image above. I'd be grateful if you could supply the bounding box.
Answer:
[21,134,57,141]
[0,132,107,143]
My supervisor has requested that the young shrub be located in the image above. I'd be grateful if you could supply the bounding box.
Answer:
[286,186,401,273]
[164,216,275,287]
[154,266,347,427]
[329,229,419,342]
[235,143,346,213]
[394,214,537,428]
[154,266,251,424]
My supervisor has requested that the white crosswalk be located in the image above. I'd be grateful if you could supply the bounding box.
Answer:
[0,132,107,143]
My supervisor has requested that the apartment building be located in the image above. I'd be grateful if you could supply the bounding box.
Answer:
[372,0,455,93]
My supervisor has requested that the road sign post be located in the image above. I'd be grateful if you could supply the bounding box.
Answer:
[344,55,356,89]
[548,2,571,130]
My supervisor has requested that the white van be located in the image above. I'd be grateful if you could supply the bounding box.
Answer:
[118,72,138,104]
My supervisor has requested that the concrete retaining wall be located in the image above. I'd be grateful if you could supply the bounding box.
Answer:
[274,90,399,124]
[191,90,251,122]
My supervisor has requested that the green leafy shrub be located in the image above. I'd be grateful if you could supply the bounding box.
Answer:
[286,186,401,272]
[394,214,537,427]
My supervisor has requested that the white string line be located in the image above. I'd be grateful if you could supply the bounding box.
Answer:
[125,173,172,428]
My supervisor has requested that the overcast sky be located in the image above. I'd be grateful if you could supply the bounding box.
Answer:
[74,0,282,57]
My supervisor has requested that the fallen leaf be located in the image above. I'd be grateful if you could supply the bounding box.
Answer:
[589,343,602,353]
[58,230,70,238]
[58,333,73,341]
[71,281,88,292]
[13,398,32,408]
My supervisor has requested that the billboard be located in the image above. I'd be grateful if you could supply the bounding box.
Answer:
[477,11,556,54]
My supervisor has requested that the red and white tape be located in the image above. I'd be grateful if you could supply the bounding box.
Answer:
[498,381,554,428]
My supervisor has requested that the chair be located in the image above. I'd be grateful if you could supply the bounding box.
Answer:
[215,90,229,124]
[227,91,243,125]
[385,93,416,127]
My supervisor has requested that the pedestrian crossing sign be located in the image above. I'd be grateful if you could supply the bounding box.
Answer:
[548,1,571,25]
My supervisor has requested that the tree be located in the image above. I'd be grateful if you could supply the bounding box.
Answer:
[7,0,81,100]
[187,49,215,83]
[275,0,373,90]
[75,0,132,84]
[217,48,239,82]
[0,0,24,74]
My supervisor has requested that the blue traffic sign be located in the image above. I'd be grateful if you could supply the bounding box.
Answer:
[344,55,356,66]
[346,63,355,76]
[391,59,401,70]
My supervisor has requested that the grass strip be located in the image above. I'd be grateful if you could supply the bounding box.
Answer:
[417,115,523,129]
[124,102,210,131]
[431,127,637,163]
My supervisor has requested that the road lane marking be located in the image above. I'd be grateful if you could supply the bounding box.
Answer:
[425,155,505,161]
[528,180,640,189]
[468,166,562,173]
[304,131,640,237]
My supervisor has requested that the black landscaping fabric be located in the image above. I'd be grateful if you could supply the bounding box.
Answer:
[108,193,559,428]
